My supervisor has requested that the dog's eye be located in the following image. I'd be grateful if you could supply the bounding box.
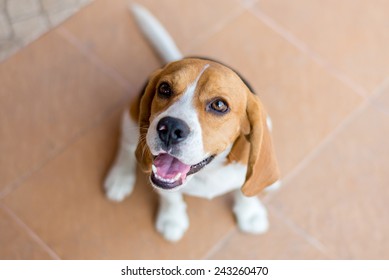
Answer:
[158,82,173,99]
[208,99,229,115]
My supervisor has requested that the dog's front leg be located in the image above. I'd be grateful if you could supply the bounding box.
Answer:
[156,191,189,242]
[104,111,138,202]
[233,190,269,234]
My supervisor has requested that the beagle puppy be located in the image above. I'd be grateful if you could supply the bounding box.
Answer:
[104,3,280,242]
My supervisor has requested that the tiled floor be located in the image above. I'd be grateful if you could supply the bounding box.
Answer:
[0,0,92,62]
[0,0,388,260]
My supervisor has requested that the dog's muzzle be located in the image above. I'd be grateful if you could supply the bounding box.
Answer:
[151,154,215,190]
[150,116,215,190]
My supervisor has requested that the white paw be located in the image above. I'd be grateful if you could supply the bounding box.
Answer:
[236,210,269,234]
[234,198,269,234]
[156,207,189,242]
[104,167,135,202]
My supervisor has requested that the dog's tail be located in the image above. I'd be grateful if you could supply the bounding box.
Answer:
[129,2,183,64]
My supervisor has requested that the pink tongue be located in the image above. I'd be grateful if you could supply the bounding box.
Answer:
[153,154,191,179]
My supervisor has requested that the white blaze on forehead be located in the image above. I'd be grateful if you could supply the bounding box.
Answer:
[146,64,210,165]
[179,64,210,104]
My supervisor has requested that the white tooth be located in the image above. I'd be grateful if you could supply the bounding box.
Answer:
[154,172,182,184]
[173,173,181,181]
[152,165,157,174]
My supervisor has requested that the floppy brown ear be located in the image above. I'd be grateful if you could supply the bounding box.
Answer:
[241,93,280,196]
[226,133,250,164]
[134,69,162,172]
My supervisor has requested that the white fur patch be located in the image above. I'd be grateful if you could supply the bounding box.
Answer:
[181,147,247,199]
[146,64,210,166]
[156,191,189,242]
[130,3,182,63]
[104,111,138,202]
[264,180,282,193]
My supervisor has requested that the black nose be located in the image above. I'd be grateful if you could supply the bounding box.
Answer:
[157,117,190,149]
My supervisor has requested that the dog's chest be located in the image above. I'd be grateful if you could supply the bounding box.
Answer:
[181,160,247,200]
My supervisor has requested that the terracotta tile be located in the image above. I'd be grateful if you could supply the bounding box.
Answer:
[372,82,389,114]
[61,0,242,84]
[60,0,160,87]
[192,12,363,176]
[268,105,389,259]
[239,0,259,8]
[0,206,54,259]
[208,210,328,259]
[137,0,243,51]
[3,108,236,259]
[0,32,127,193]
[256,0,389,93]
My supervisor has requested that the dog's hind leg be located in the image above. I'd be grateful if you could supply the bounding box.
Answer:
[104,110,139,202]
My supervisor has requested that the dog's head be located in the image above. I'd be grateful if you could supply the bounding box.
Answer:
[134,58,279,196]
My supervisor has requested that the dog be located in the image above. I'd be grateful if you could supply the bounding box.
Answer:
[104,3,281,242]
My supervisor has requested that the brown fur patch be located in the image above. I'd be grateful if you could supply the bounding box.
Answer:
[129,94,141,122]
[227,134,250,165]
[240,94,280,196]
[148,59,211,122]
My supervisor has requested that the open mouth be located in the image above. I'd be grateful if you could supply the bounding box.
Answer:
[150,153,215,190]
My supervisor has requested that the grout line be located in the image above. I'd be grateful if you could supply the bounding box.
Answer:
[261,77,389,257]
[37,0,52,28]
[3,0,16,40]
[3,8,43,23]
[267,204,334,258]
[0,203,61,260]
[249,8,368,98]
[264,99,368,203]
[56,27,133,92]
[1,0,135,202]
[369,76,389,116]
[238,0,260,9]
[202,228,237,260]
[264,74,389,204]
[0,93,132,200]
[365,76,389,100]
[203,206,334,260]
[186,6,246,54]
